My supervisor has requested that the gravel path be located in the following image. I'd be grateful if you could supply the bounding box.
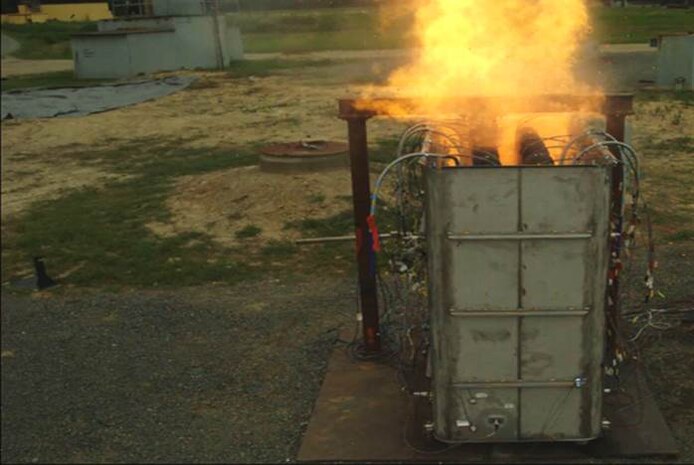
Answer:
[1,245,692,463]
[1,277,354,463]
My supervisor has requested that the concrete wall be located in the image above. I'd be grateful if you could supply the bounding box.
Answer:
[73,34,133,79]
[128,32,178,75]
[657,34,694,90]
[171,15,222,69]
[72,16,244,78]
[221,21,244,62]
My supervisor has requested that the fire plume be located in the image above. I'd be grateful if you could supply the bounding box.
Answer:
[378,0,591,110]
[362,0,601,165]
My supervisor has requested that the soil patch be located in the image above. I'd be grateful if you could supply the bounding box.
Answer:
[148,165,360,246]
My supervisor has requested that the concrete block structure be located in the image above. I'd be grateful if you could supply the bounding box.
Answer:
[71,0,243,79]
[656,33,694,90]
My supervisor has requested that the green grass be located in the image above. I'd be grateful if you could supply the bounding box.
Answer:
[1,140,261,287]
[237,6,694,53]
[227,58,336,77]
[243,30,409,54]
[235,225,263,239]
[592,8,694,44]
[7,180,256,287]
[8,6,690,59]
[1,71,108,91]
[633,90,694,244]
[370,137,400,164]
[261,240,298,258]
[637,89,694,106]
[284,210,354,238]
[1,136,362,288]
[235,7,413,53]
[1,21,96,59]
[643,136,694,152]
[0,58,338,93]
[232,7,380,34]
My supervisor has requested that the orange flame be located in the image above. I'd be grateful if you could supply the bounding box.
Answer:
[374,0,592,110]
[362,0,601,165]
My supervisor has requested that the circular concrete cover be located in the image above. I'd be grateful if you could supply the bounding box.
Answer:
[260,140,348,173]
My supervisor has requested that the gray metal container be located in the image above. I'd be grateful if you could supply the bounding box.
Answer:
[425,165,611,443]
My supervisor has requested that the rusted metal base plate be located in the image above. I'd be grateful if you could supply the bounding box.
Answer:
[297,340,678,463]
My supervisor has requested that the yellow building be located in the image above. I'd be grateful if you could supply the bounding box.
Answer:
[2,2,113,24]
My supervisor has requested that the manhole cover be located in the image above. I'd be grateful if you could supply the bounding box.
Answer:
[260,140,348,173]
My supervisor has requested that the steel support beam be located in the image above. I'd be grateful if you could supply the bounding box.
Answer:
[343,115,380,353]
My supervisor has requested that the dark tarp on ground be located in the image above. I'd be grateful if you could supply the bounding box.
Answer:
[1,75,196,120]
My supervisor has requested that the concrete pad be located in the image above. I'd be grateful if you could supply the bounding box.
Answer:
[298,340,678,463]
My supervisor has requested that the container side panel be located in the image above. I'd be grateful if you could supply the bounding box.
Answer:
[450,242,519,310]
[426,169,454,440]
[521,317,583,381]
[521,169,597,233]
[448,170,518,234]
[449,318,518,382]
[521,240,586,309]
[521,388,583,440]
[428,166,609,443]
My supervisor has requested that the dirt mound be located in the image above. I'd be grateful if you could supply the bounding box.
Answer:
[148,165,359,246]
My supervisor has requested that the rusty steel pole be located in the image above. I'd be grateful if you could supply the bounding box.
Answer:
[343,115,381,353]
[604,94,634,355]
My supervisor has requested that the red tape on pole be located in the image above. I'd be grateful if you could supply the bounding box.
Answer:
[366,215,381,253]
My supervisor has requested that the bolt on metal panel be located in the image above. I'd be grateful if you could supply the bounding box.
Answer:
[425,166,611,443]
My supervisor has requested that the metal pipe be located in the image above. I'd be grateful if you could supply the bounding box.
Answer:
[296,234,364,245]
[295,232,422,245]
[451,380,580,389]
[447,233,592,241]
[449,310,589,317]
